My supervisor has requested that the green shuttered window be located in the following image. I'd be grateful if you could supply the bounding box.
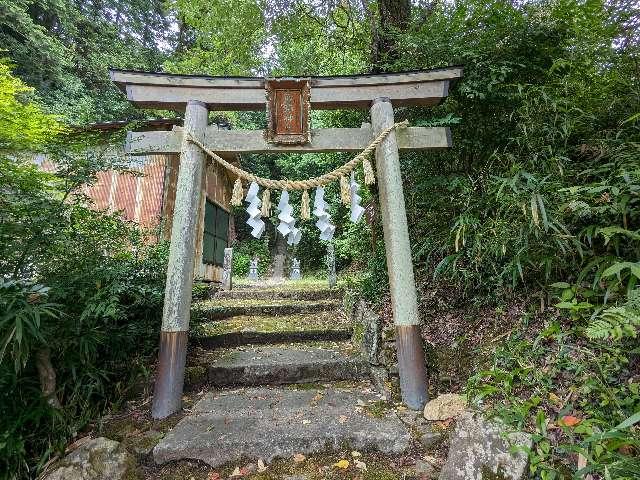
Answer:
[203,199,229,266]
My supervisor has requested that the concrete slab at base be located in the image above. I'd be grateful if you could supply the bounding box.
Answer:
[153,386,411,467]
[204,345,370,386]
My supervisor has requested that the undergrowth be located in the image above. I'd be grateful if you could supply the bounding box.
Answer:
[468,299,640,479]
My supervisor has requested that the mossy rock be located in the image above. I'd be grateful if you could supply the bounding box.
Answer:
[43,437,139,480]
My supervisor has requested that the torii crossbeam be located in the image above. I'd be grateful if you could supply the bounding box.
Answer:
[110,67,463,419]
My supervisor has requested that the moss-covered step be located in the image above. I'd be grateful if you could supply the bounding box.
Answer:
[192,298,342,320]
[153,384,410,467]
[213,288,341,301]
[231,279,330,291]
[192,312,352,348]
[190,343,369,387]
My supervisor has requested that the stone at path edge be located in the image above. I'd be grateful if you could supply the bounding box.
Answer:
[42,437,135,480]
[423,393,467,421]
[439,411,532,480]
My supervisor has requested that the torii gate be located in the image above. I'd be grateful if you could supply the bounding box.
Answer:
[110,67,463,419]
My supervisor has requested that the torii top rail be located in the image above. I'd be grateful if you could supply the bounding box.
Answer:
[110,67,462,111]
[109,67,462,420]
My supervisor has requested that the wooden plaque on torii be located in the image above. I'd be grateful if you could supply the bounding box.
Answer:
[265,78,311,145]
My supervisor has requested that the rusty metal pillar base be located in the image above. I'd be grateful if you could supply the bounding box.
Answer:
[396,325,429,410]
[152,331,188,419]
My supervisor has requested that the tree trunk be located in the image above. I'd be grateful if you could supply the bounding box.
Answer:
[372,0,411,72]
[36,348,61,409]
[271,232,287,280]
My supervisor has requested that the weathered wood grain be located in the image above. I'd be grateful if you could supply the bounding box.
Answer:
[126,126,451,155]
[110,68,462,111]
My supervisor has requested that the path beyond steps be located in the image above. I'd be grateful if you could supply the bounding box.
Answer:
[154,281,413,467]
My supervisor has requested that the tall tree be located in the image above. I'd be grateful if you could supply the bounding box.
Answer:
[371,0,411,72]
[0,0,175,122]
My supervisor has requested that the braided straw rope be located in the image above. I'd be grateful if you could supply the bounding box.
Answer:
[186,120,409,191]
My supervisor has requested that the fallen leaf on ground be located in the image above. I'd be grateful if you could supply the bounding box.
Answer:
[338,415,348,424]
[423,455,438,464]
[333,459,350,469]
[229,467,242,477]
[207,472,221,480]
[548,392,562,406]
[577,453,587,470]
[293,453,306,463]
[559,415,582,427]
[257,459,267,472]
[434,419,454,429]
[351,450,361,457]
[618,444,634,455]
[354,459,367,471]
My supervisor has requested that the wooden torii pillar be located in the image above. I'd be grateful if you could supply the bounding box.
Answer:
[110,67,463,418]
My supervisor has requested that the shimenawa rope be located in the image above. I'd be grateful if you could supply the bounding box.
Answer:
[185,120,409,192]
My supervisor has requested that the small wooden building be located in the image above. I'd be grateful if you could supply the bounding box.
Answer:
[36,118,235,283]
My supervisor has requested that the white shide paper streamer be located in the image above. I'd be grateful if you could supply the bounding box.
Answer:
[313,187,336,241]
[277,191,302,245]
[349,172,365,223]
[244,181,265,238]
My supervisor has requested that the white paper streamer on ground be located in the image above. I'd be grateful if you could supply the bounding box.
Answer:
[313,187,336,241]
[349,173,365,223]
[244,181,265,238]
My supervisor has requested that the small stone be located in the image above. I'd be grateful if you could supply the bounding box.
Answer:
[43,437,135,480]
[130,430,164,456]
[414,459,437,477]
[419,431,443,450]
[396,408,421,426]
[438,411,532,480]
[370,366,390,396]
[423,393,466,421]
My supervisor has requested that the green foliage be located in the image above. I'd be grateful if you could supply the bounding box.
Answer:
[467,314,640,479]
[0,59,63,151]
[1,0,174,122]
[0,67,168,478]
[192,282,212,301]
[585,305,640,341]
[0,281,60,373]
[0,239,167,478]
[232,237,271,277]
[1,1,639,478]
[166,0,266,76]
[387,0,640,303]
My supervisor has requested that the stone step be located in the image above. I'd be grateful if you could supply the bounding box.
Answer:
[190,343,370,387]
[153,384,410,467]
[213,288,341,301]
[192,299,341,320]
[192,312,352,348]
